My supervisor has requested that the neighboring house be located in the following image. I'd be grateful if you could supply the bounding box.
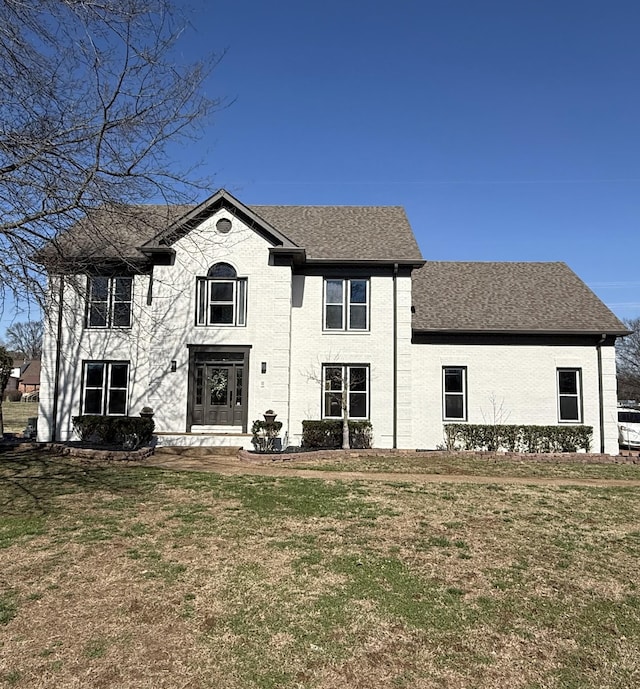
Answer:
[18,359,41,394]
[37,189,628,453]
[4,358,40,398]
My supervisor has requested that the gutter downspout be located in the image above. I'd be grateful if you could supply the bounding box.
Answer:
[51,277,65,442]
[596,333,606,454]
[286,270,295,450]
[393,263,398,449]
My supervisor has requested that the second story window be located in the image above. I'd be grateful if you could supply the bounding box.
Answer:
[324,278,369,331]
[196,263,247,326]
[86,276,133,328]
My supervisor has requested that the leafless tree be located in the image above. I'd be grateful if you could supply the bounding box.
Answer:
[4,320,44,359]
[307,363,369,449]
[617,317,640,402]
[0,0,223,317]
[0,346,13,437]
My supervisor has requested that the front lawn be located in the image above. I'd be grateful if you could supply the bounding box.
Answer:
[288,451,640,481]
[1,448,639,688]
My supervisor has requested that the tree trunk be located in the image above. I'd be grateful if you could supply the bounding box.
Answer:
[342,414,350,450]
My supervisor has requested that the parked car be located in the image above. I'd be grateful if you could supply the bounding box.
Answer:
[618,407,640,449]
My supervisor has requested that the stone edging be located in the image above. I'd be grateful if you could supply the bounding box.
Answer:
[43,442,155,462]
[238,448,640,465]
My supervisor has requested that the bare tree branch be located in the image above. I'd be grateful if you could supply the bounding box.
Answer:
[0,0,225,316]
[4,321,44,360]
[616,317,640,402]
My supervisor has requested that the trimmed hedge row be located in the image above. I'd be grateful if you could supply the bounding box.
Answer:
[444,424,593,453]
[302,420,373,449]
[72,415,155,449]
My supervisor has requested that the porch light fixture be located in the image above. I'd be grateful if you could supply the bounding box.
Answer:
[171,360,177,372]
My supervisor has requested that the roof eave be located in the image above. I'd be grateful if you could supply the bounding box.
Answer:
[306,258,425,267]
[413,327,631,337]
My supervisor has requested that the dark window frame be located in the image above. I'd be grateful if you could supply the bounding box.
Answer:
[196,263,247,327]
[86,276,133,329]
[557,368,583,423]
[321,364,370,420]
[323,278,369,331]
[81,360,130,416]
[442,366,467,421]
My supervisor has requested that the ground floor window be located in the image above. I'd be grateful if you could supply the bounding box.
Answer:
[82,361,129,415]
[322,364,369,419]
[443,366,467,420]
[557,368,582,422]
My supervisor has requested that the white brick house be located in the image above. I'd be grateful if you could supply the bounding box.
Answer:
[38,189,628,453]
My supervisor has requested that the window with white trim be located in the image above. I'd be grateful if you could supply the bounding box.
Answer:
[86,276,133,328]
[196,263,247,326]
[324,278,369,330]
[82,361,129,415]
[323,365,369,419]
[557,368,582,422]
[443,367,467,420]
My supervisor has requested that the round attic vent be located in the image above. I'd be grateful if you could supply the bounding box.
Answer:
[216,218,232,234]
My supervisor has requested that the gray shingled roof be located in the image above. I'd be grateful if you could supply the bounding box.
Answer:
[40,205,190,263]
[412,262,628,334]
[42,197,423,263]
[250,205,422,261]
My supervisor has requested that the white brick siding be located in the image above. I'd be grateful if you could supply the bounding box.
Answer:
[411,342,619,454]
[38,207,622,455]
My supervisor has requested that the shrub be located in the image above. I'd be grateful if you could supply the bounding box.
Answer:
[302,420,373,449]
[251,419,283,452]
[3,390,22,402]
[71,415,155,449]
[444,424,592,453]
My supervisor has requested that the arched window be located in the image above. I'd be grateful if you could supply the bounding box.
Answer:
[196,263,247,326]
[207,262,237,279]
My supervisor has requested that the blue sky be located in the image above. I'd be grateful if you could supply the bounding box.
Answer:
[175,0,639,320]
[2,0,639,335]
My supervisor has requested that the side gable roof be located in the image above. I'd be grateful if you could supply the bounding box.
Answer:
[38,204,191,267]
[19,360,41,386]
[38,189,424,266]
[251,205,423,261]
[412,261,628,335]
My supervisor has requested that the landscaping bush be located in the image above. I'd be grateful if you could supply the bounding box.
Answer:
[72,415,155,449]
[444,423,593,453]
[251,419,283,452]
[3,390,22,402]
[302,420,373,449]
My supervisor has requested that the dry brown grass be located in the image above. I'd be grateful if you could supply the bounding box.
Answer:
[1,401,38,435]
[1,450,639,688]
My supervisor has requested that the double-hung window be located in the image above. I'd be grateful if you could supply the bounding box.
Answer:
[324,279,368,331]
[196,263,247,326]
[443,367,467,420]
[87,276,133,328]
[557,368,582,422]
[323,364,369,419]
[82,361,129,415]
